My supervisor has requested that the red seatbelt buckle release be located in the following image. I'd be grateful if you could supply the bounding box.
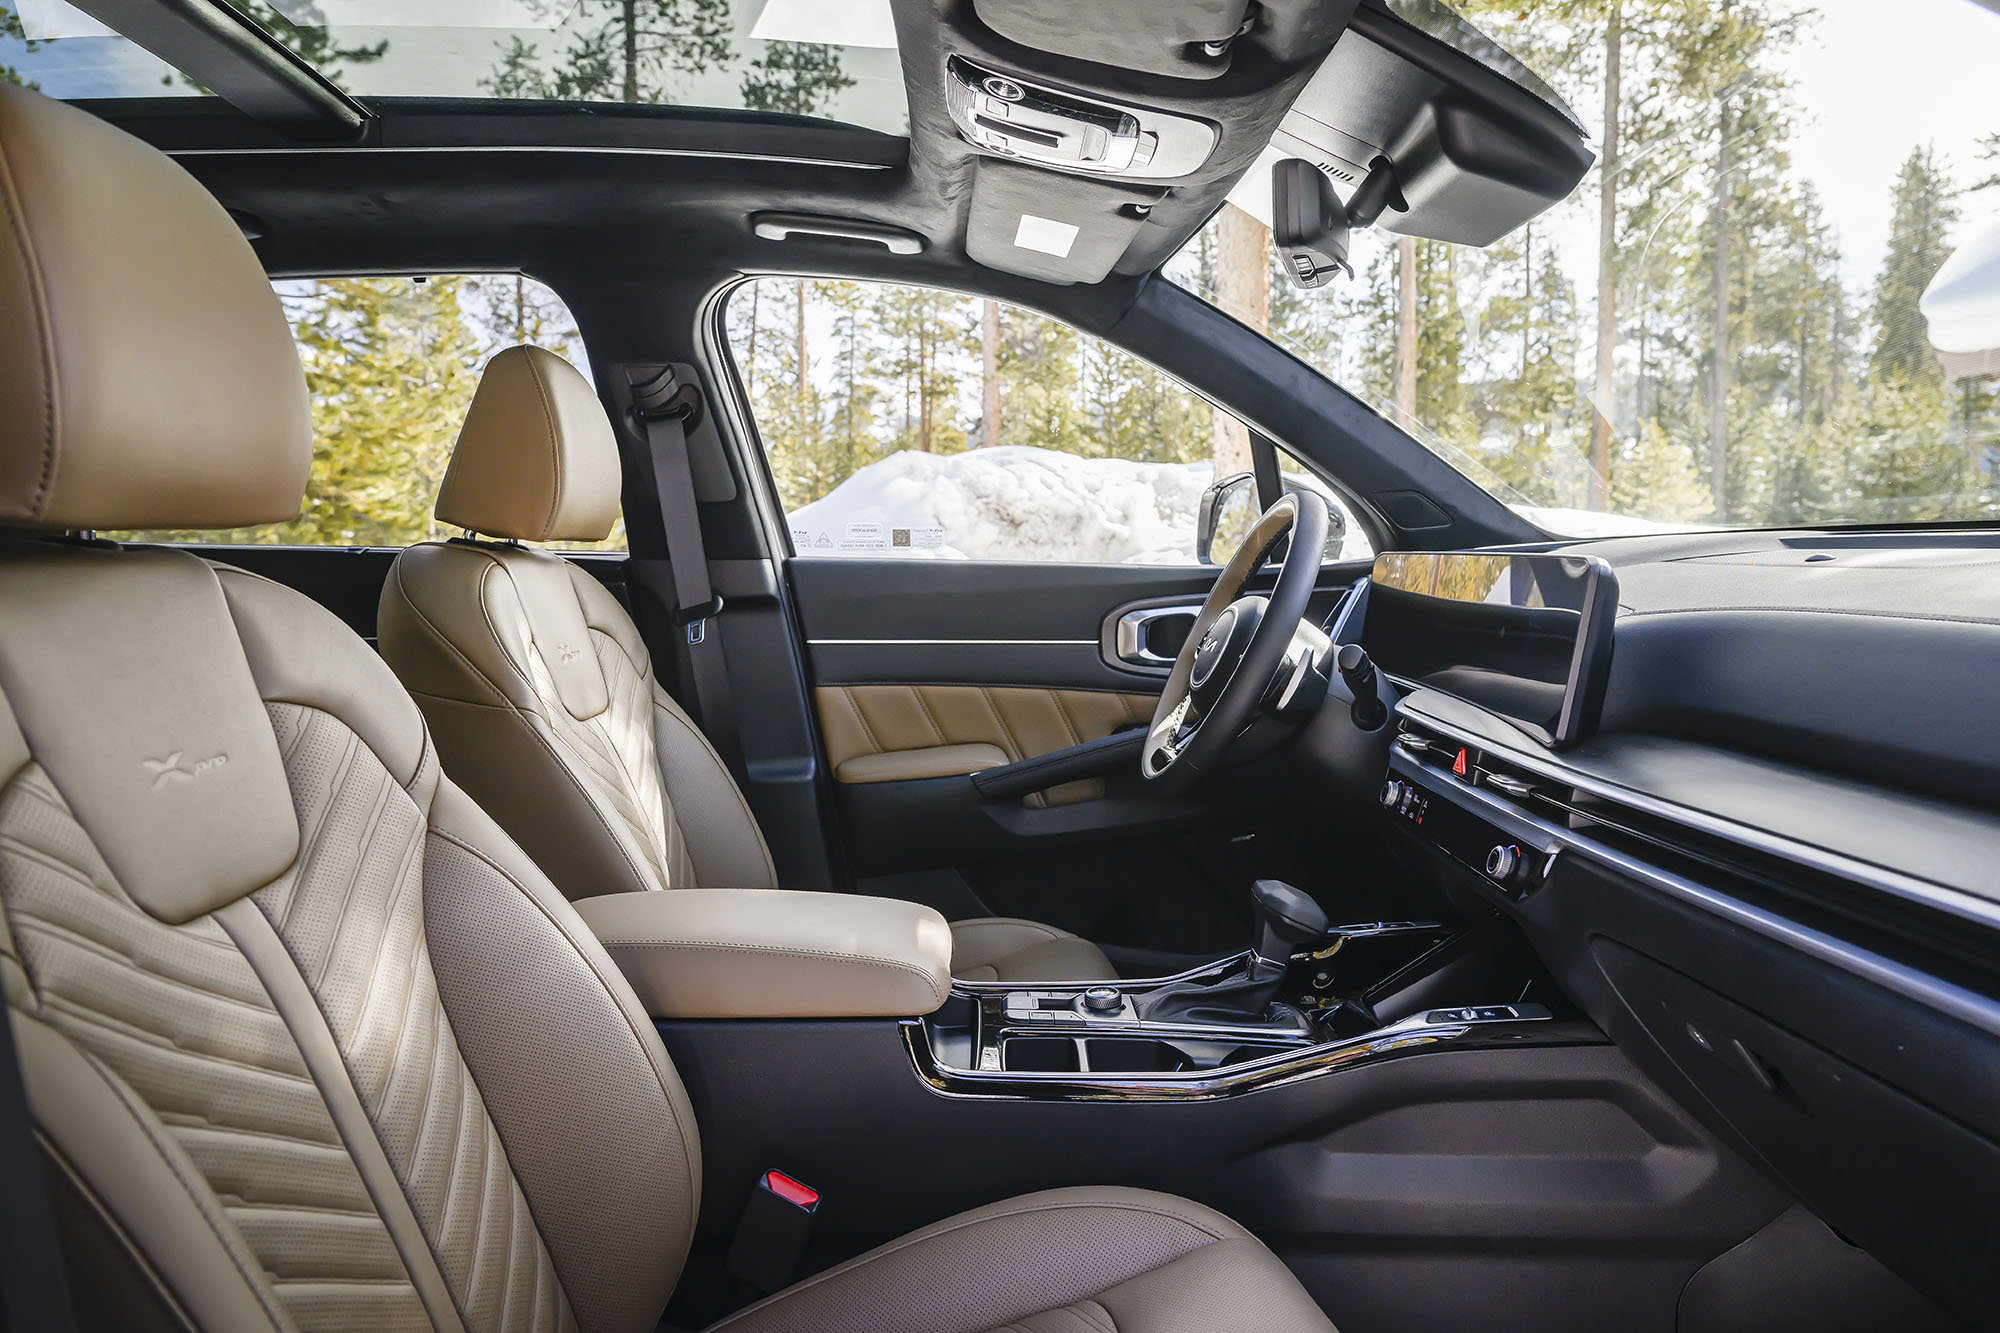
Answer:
[725,1170,820,1294]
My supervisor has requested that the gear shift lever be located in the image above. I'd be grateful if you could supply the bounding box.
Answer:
[1251,878,1331,966]
[1138,879,1329,1027]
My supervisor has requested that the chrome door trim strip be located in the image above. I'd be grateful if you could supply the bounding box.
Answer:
[1399,755,2000,1043]
[1401,702,2000,938]
[808,637,1098,646]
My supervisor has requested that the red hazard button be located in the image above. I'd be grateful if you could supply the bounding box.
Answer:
[1452,748,1469,777]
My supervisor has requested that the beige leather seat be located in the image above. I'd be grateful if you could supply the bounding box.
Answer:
[376,345,1115,984]
[0,84,1332,1331]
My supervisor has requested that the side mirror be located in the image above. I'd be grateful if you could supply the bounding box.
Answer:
[1197,471,1258,564]
[1272,158,1352,290]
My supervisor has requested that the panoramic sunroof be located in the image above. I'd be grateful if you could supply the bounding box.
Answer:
[1,0,911,135]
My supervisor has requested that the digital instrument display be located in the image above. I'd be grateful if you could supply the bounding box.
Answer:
[1362,552,1617,747]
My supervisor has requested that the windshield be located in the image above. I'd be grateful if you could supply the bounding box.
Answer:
[1,0,909,135]
[1174,0,2000,537]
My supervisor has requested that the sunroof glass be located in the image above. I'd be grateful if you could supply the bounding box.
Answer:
[4,0,200,98]
[3,0,910,136]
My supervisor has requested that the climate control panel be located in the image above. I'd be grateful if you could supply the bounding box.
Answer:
[1381,770,1553,900]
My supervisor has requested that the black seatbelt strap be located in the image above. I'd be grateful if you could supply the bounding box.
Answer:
[0,1009,78,1333]
[629,365,744,775]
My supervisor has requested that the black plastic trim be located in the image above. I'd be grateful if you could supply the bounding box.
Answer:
[68,1,367,142]
[969,730,1146,800]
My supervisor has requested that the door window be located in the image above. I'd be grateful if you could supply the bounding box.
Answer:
[723,278,1371,563]
[111,274,621,550]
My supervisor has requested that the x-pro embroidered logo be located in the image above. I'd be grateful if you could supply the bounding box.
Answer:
[143,751,228,790]
[556,644,583,662]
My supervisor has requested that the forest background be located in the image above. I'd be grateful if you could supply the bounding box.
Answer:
[6,0,1994,543]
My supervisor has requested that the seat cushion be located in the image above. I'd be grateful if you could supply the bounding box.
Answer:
[708,1186,1335,1333]
[950,917,1113,983]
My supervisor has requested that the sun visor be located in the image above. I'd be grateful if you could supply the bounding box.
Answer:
[965,159,1165,285]
[971,0,1254,80]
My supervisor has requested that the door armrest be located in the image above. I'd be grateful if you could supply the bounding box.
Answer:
[969,729,1145,801]
[573,889,954,1019]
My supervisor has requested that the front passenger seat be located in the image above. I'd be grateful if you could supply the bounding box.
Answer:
[378,346,1115,983]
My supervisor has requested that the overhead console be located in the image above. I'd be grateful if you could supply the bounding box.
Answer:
[924,0,1593,284]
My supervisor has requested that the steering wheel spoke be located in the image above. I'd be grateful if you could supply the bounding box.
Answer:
[1139,490,1331,792]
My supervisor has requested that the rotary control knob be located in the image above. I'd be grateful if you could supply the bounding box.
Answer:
[1082,986,1122,1013]
[1380,780,1405,809]
[1485,844,1520,881]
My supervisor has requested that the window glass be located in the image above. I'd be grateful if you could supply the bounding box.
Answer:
[724,277,1372,564]
[1171,0,2000,537]
[3,0,907,135]
[114,274,623,551]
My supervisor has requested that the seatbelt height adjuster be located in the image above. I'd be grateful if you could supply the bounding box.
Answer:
[673,593,725,644]
[725,1169,819,1294]
[630,365,702,427]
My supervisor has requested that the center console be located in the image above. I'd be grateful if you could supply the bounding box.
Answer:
[912,887,1556,1099]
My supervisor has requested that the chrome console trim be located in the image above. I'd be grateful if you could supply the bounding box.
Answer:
[905,1003,1562,1102]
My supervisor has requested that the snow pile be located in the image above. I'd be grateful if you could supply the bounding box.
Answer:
[787,446,1216,564]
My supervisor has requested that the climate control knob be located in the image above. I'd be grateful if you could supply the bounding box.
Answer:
[1380,780,1405,809]
[1485,844,1520,881]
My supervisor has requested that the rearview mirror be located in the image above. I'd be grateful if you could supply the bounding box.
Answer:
[1197,471,1258,564]
[1272,159,1352,289]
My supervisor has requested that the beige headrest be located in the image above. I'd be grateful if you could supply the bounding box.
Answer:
[435,345,622,543]
[0,86,310,530]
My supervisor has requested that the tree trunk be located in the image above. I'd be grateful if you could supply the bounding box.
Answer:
[1709,92,1733,520]
[1522,224,1533,376]
[621,0,638,102]
[744,283,760,395]
[1397,235,1419,424]
[1209,203,1268,478]
[1589,1,1622,511]
[918,327,934,452]
[981,299,1001,447]
[794,280,808,397]
[513,274,527,343]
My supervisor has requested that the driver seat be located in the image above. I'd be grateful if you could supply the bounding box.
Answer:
[378,344,1114,984]
[0,83,1331,1332]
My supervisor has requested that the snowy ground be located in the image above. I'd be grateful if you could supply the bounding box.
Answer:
[787,447,1218,564]
[783,446,1690,564]
[786,446,1375,564]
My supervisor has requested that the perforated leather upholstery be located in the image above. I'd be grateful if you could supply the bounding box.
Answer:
[0,83,1331,1333]
[380,352,1114,984]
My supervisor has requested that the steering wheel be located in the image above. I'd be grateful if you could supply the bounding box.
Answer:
[1141,490,1330,792]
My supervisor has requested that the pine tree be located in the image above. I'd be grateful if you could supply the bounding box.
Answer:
[994,304,1083,454]
[739,41,855,116]
[479,0,730,103]
[1868,145,1959,385]
[289,277,483,546]
[235,2,387,80]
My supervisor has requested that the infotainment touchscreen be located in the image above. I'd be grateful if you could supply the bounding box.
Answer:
[1361,552,1617,747]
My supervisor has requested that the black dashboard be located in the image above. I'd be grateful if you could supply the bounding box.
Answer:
[1308,526,2000,1328]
